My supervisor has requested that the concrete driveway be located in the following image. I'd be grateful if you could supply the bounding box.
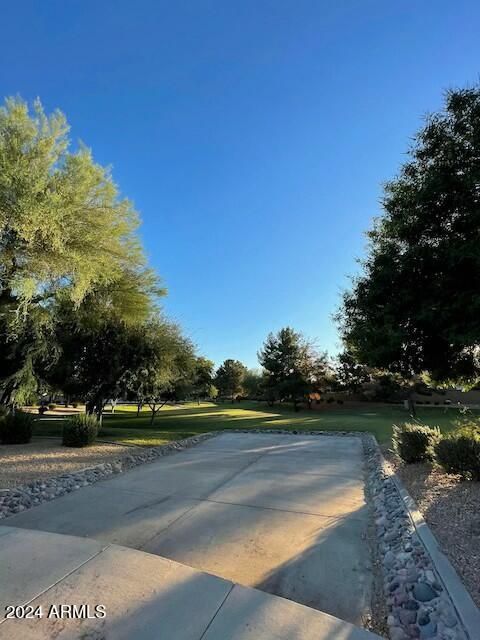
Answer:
[3,433,374,627]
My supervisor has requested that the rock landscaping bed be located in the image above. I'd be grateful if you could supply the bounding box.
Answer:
[0,433,214,519]
[365,436,470,640]
[0,438,135,489]
[388,456,480,611]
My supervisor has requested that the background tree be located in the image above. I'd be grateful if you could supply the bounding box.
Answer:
[242,369,264,399]
[215,359,246,401]
[190,357,215,402]
[335,350,372,394]
[338,86,480,395]
[258,327,330,411]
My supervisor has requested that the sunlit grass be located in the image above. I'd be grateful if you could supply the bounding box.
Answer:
[33,401,478,446]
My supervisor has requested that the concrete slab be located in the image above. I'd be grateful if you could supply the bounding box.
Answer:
[2,483,198,547]
[142,500,371,622]
[0,527,105,612]
[0,531,232,640]
[203,584,379,640]
[207,468,365,516]
[0,528,381,640]
[3,433,374,627]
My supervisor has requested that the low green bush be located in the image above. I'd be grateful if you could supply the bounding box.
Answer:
[48,403,56,410]
[435,425,480,480]
[71,402,79,408]
[0,411,34,444]
[392,422,441,464]
[63,414,99,447]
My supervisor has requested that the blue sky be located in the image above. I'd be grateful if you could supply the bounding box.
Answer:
[2,1,479,367]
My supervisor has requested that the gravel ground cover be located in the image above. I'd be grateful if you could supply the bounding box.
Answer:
[387,454,480,611]
[0,438,136,489]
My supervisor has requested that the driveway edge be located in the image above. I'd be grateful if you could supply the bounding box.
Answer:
[364,435,476,640]
[0,432,218,520]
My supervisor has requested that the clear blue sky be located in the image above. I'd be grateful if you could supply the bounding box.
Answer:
[2,1,479,367]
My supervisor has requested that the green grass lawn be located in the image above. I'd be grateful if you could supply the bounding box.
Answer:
[33,401,478,447]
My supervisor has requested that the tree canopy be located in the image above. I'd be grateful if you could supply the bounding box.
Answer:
[258,327,330,409]
[338,86,480,386]
[215,359,246,401]
[0,97,164,404]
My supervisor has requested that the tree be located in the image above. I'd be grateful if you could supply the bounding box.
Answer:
[0,97,163,405]
[242,369,264,399]
[338,86,480,392]
[335,350,372,394]
[258,327,330,410]
[191,357,215,402]
[121,319,195,424]
[215,359,246,401]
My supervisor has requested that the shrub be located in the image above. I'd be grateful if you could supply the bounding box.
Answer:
[48,403,56,410]
[71,402,79,408]
[435,426,480,480]
[337,399,344,405]
[326,397,335,404]
[0,411,34,444]
[38,405,47,415]
[392,423,441,464]
[63,414,99,447]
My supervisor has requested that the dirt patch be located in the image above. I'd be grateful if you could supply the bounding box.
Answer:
[0,438,136,489]
[386,451,480,609]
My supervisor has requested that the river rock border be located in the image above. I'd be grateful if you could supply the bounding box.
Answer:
[363,435,469,640]
[0,432,216,520]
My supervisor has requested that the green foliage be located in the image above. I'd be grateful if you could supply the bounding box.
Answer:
[338,86,480,385]
[0,410,34,444]
[62,413,99,447]
[435,423,480,479]
[242,369,264,399]
[190,357,215,400]
[0,97,164,405]
[215,359,247,400]
[392,422,441,463]
[258,327,331,409]
[335,350,372,392]
[48,403,56,410]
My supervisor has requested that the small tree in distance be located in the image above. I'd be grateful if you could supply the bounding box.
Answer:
[258,327,331,411]
[215,359,247,402]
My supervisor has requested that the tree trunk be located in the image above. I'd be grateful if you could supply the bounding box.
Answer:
[406,392,416,417]
[137,401,143,417]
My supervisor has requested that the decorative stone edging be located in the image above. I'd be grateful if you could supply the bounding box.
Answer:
[0,432,216,520]
[363,435,469,640]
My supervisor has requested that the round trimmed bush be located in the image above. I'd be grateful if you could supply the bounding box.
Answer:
[71,402,79,408]
[0,411,34,444]
[48,403,56,411]
[63,414,99,447]
[435,427,480,480]
[392,422,441,464]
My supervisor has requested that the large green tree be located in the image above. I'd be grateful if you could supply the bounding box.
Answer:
[0,97,162,403]
[339,86,480,387]
[258,327,330,410]
[215,359,247,401]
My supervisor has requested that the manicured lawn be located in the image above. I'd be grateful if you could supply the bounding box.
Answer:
[33,401,477,446]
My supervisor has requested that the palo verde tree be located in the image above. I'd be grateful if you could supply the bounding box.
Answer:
[215,359,247,401]
[258,327,330,410]
[0,97,162,405]
[338,86,480,399]
[122,318,195,424]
